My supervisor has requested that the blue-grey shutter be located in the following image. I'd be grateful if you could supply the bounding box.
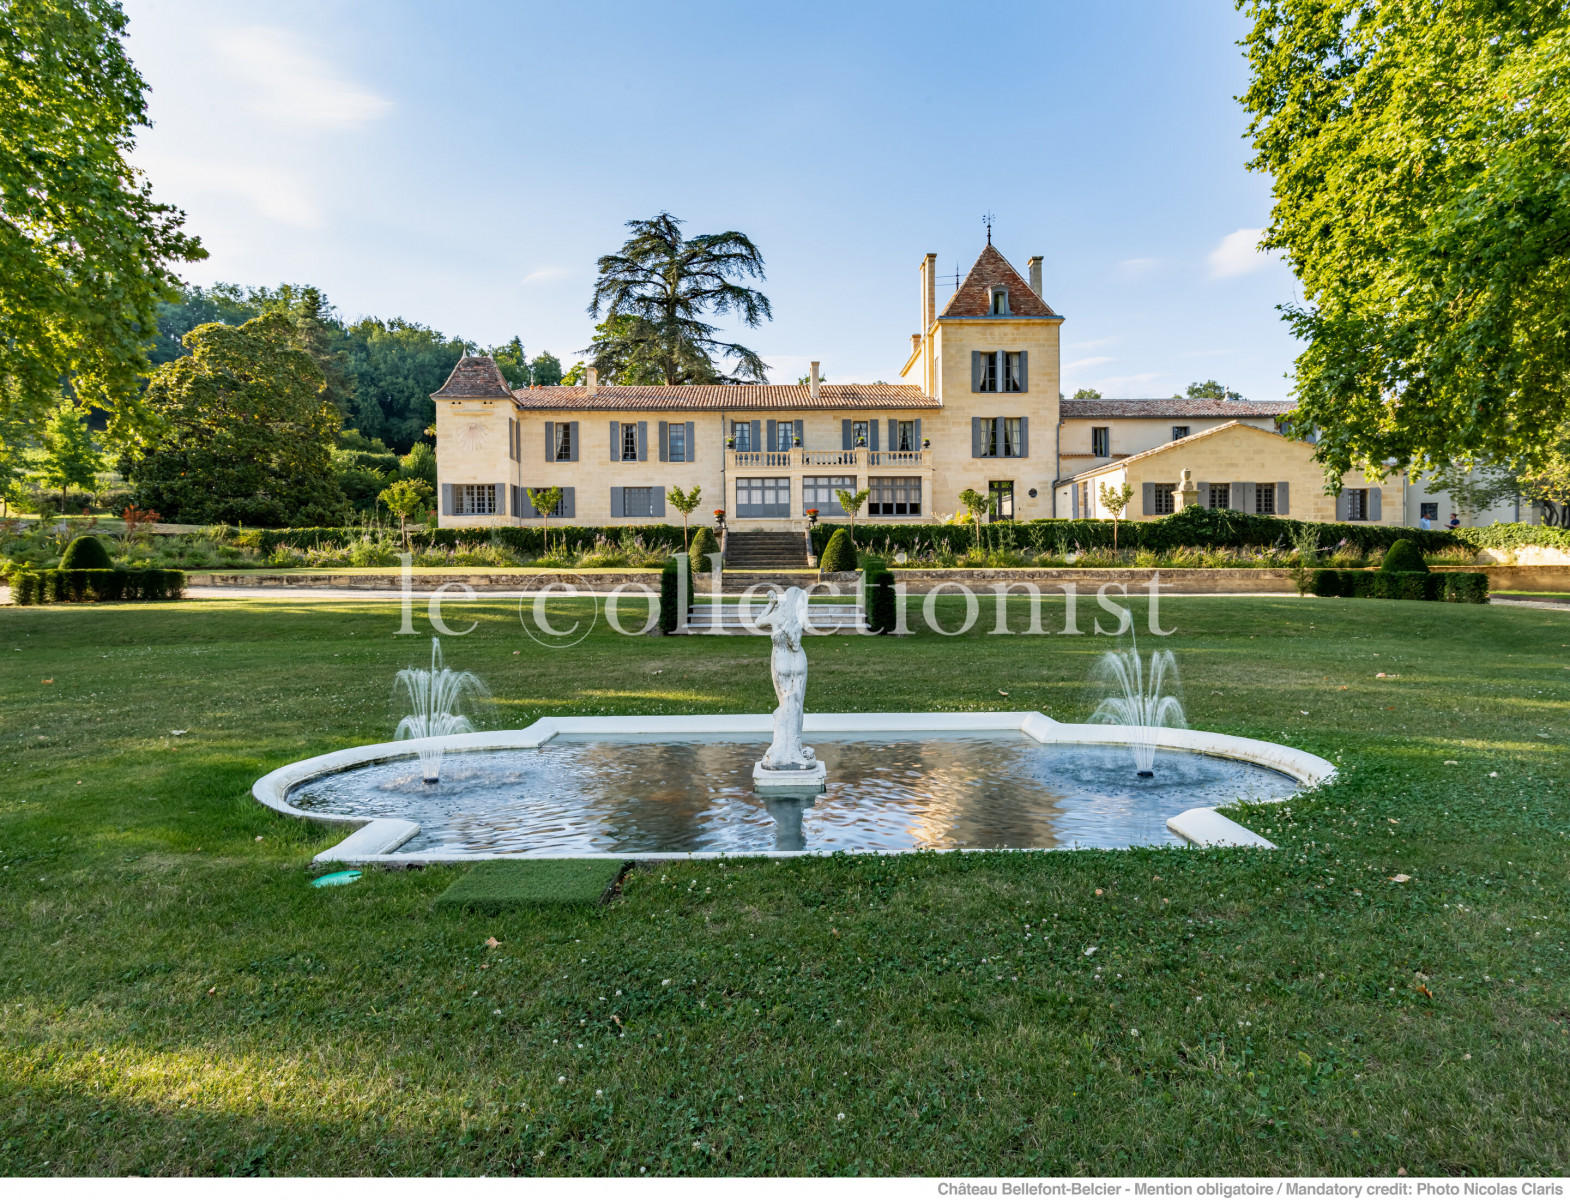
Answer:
[562,487,575,519]
[510,485,519,516]
[569,421,579,462]
[750,420,761,452]
[1070,482,1079,518]
[1142,482,1155,516]
[1277,481,1290,515]
[1195,482,1210,509]
[441,483,453,516]
[993,418,1004,460]
[842,419,852,450]
[609,421,620,461]
[1019,416,1029,458]
[1369,487,1382,520]
[766,419,776,451]
[544,421,555,462]
[637,421,648,461]
[659,421,669,462]
[869,420,879,451]
[685,421,695,461]
[653,488,666,517]
[914,418,922,450]
[497,482,506,515]
[971,416,983,458]
[887,419,897,452]
[1335,491,1349,521]
[1233,482,1252,514]
[794,419,803,447]
[971,350,982,392]
[610,486,623,518]
[1018,351,1028,392]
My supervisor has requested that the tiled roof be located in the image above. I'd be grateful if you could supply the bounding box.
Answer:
[1061,397,1295,419]
[509,383,943,411]
[431,355,515,400]
[940,245,1058,319]
[1066,420,1291,481]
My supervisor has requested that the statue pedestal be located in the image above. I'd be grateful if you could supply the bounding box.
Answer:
[752,760,826,796]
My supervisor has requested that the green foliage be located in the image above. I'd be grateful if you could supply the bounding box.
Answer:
[1071,387,1102,399]
[1316,568,1483,604]
[0,0,206,443]
[688,525,721,569]
[588,212,772,384]
[1185,379,1245,401]
[1240,0,1570,483]
[659,555,694,633]
[13,566,183,603]
[130,314,348,527]
[819,527,858,573]
[1444,571,1491,603]
[432,859,622,911]
[378,478,433,545]
[834,488,869,530]
[866,563,897,634]
[1380,539,1429,574]
[1311,567,1349,598]
[58,534,111,570]
[38,399,104,510]
[399,441,438,487]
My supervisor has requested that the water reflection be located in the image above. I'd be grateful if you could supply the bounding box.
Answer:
[289,734,1296,856]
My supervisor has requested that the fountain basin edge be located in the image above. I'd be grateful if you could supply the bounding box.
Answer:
[250,712,1336,864]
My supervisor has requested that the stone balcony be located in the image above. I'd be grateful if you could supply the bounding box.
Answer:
[725,448,932,471]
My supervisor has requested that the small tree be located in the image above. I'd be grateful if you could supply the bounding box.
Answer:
[666,484,702,551]
[526,486,564,557]
[1098,481,1135,553]
[835,487,869,534]
[958,487,991,546]
[379,478,433,548]
[39,399,103,512]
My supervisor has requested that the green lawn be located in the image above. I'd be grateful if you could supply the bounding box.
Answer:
[1,595,1567,1176]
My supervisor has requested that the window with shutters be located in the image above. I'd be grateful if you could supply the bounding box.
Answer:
[895,420,917,451]
[1002,418,1022,458]
[455,484,496,516]
[621,424,639,461]
[1153,483,1175,515]
[736,477,790,518]
[669,423,687,462]
[731,420,752,451]
[1346,488,1368,521]
[1091,427,1110,458]
[554,422,573,461]
[868,476,921,516]
[977,353,999,392]
[975,351,1026,392]
[990,287,1010,315]
[803,476,854,515]
[1171,425,1190,441]
[1255,483,1276,515]
[772,422,794,451]
[988,481,1014,521]
[1209,483,1231,509]
[620,487,656,518]
[1003,352,1024,392]
[851,420,868,447]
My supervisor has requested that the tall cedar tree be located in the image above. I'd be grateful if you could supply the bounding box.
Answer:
[131,314,347,526]
[0,0,205,444]
[587,213,772,384]
[1239,0,1570,486]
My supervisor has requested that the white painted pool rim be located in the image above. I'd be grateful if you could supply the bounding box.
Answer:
[249,711,1336,865]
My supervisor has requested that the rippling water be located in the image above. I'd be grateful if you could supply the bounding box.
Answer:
[288,733,1296,855]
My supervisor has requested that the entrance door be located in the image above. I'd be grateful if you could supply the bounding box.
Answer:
[988,480,1014,521]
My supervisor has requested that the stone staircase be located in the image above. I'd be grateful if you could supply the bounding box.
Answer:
[723,530,809,570]
[685,599,867,634]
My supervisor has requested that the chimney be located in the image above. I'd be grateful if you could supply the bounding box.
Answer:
[1028,256,1043,298]
[809,361,820,400]
[910,333,921,357]
[921,253,937,330]
[586,366,598,396]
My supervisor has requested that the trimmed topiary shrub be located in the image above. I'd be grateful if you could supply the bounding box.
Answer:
[1442,571,1489,603]
[1311,567,1347,597]
[1380,539,1428,574]
[819,528,858,573]
[59,535,113,571]
[10,571,41,605]
[866,563,897,634]
[659,555,694,633]
[22,567,184,604]
[689,526,721,570]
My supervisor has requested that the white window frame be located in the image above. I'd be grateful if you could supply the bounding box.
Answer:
[456,484,496,516]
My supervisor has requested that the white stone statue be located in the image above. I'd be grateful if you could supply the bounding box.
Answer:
[754,586,820,781]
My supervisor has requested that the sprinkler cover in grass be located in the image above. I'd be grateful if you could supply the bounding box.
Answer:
[312,870,362,888]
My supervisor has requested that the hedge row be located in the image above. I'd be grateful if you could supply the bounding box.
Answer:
[231,524,692,557]
[11,568,186,604]
[811,507,1461,557]
[1452,523,1570,551]
[1310,569,1488,603]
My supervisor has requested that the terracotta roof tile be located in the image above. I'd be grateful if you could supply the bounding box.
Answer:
[1066,420,1293,481]
[940,245,1058,318]
[508,382,942,412]
[1061,398,1295,419]
[431,355,515,400]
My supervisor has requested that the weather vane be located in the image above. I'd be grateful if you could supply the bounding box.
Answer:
[982,210,995,245]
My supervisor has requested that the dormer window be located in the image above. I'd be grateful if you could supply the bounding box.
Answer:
[989,287,1010,315]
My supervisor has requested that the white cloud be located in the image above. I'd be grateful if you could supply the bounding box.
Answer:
[1066,356,1114,370]
[521,266,572,286]
[1067,337,1117,351]
[213,27,392,131]
[136,152,322,229]
[1207,228,1273,279]
[1116,257,1162,279]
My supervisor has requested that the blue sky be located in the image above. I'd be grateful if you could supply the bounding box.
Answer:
[122,0,1302,401]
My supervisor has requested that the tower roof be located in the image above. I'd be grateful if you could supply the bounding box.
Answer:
[431,355,515,400]
[940,244,1057,318]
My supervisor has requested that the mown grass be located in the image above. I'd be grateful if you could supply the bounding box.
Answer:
[0,595,1566,1176]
